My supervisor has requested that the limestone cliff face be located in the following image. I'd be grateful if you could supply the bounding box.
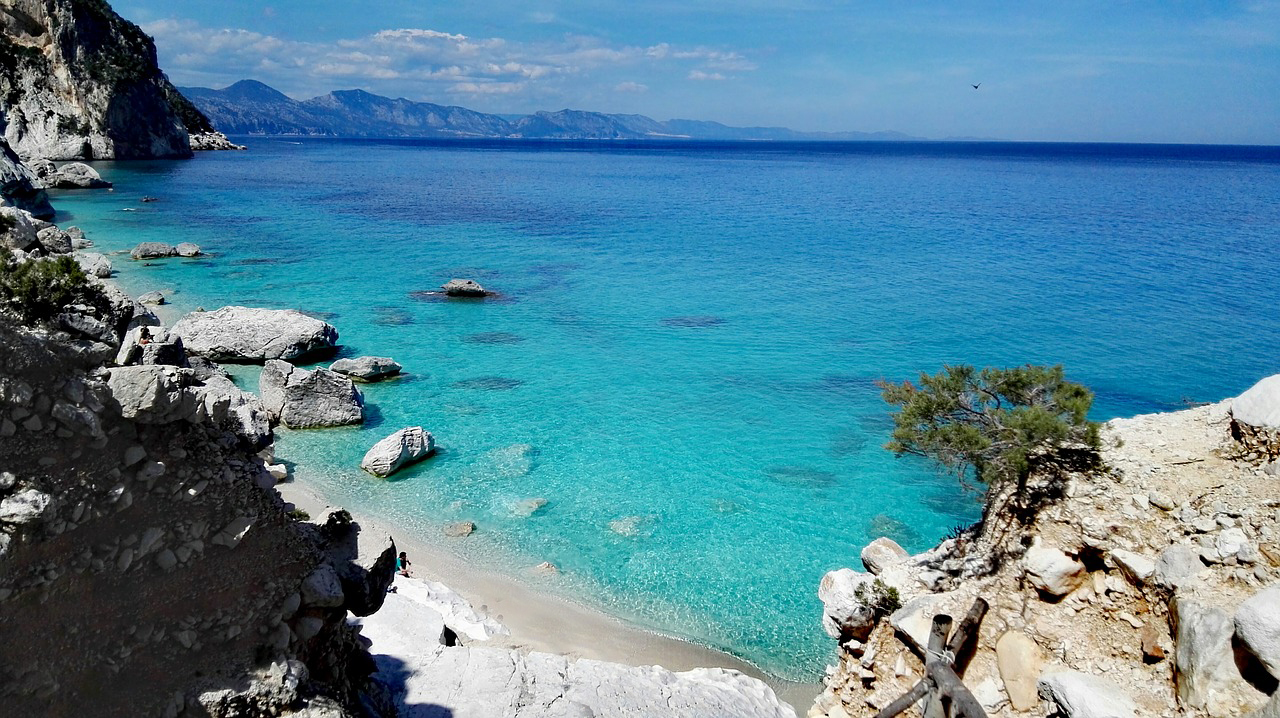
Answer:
[0,137,52,217]
[0,0,203,160]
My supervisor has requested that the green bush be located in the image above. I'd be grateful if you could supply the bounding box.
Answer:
[0,249,101,324]
[853,579,902,618]
[880,364,1101,496]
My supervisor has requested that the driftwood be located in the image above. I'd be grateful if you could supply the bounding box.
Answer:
[873,598,990,718]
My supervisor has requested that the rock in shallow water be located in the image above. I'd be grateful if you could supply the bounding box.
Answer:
[171,306,339,362]
[331,356,402,382]
[360,427,435,477]
[259,360,363,429]
[130,242,177,260]
[441,278,488,297]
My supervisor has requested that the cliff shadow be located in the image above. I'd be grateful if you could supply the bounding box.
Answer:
[369,653,455,718]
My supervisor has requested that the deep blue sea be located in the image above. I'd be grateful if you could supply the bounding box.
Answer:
[50,139,1280,680]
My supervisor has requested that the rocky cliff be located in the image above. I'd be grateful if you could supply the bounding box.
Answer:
[811,391,1280,718]
[0,136,52,217]
[0,0,236,159]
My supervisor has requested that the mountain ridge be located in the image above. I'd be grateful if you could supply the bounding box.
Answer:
[181,79,925,142]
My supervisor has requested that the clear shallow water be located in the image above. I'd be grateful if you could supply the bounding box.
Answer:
[51,139,1280,679]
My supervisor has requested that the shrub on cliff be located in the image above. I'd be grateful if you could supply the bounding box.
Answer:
[880,364,1101,498]
[0,248,102,324]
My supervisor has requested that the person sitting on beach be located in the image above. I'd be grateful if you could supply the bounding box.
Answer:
[138,327,152,345]
[396,551,412,577]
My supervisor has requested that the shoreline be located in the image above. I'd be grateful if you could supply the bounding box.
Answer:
[276,478,822,712]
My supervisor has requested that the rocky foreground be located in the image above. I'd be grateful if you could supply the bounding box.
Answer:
[812,388,1280,718]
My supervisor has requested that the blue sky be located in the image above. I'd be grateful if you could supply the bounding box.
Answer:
[120,1,1280,143]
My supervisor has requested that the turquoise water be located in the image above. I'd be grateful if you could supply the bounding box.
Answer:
[50,140,1280,679]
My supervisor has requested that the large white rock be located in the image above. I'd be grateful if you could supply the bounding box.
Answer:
[45,162,111,189]
[360,427,434,477]
[1233,375,1280,428]
[1023,541,1086,597]
[358,639,796,718]
[73,251,112,278]
[1236,585,1280,680]
[353,574,508,645]
[259,360,363,429]
[0,489,52,524]
[1154,543,1204,590]
[996,631,1044,711]
[0,140,54,219]
[1173,597,1259,715]
[0,206,41,251]
[818,568,878,641]
[861,537,909,575]
[1038,671,1136,718]
[171,307,339,362]
[1109,549,1156,587]
[106,365,203,424]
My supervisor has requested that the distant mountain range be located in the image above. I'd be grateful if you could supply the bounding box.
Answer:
[179,80,924,142]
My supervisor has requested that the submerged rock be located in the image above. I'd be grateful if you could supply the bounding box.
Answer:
[360,427,435,478]
[444,521,476,538]
[441,278,489,297]
[331,356,402,382]
[259,360,363,429]
[171,306,339,362]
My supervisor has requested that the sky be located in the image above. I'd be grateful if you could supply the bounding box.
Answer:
[117,1,1280,143]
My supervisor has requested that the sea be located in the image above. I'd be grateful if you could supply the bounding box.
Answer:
[48,139,1280,680]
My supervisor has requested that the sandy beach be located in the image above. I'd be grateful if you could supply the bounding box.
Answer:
[276,479,822,712]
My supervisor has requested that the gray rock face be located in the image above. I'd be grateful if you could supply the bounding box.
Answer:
[1038,671,1136,718]
[0,0,200,160]
[188,132,246,151]
[0,206,41,251]
[35,226,71,254]
[171,307,339,363]
[366,642,796,718]
[259,360,363,429]
[818,568,877,641]
[106,365,202,424]
[114,326,186,367]
[1173,598,1251,714]
[174,242,202,257]
[360,427,435,477]
[0,488,53,524]
[330,356,402,382]
[441,278,488,297]
[860,537,909,575]
[1235,585,1280,679]
[137,291,165,305]
[74,252,112,278]
[1233,375,1280,428]
[130,242,177,260]
[0,139,54,219]
[1155,543,1204,590]
[44,162,112,189]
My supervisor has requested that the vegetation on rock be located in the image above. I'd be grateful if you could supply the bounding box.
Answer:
[880,364,1101,497]
[853,578,902,619]
[0,249,104,324]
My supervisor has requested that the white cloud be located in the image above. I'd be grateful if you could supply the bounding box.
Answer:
[144,18,756,109]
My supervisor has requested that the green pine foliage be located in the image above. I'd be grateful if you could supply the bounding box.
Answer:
[880,364,1101,495]
[0,249,101,324]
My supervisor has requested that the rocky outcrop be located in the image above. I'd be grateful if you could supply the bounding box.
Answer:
[860,536,908,575]
[360,427,434,478]
[171,306,339,362]
[0,205,42,251]
[36,161,112,189]
[0,139,53,218]
[189,131,245,151]
[0,320,389,717]
[810,397,1277,718]
[441,278,489,297]
[0,0,215,160]
[259,360,363,429]
[330,356,402,382]
[1231,374,1280,460]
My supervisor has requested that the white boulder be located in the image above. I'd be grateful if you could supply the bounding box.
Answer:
[171,306,339,362]
[860,537,909,575]
[1235,585,1280,680]
[441,278,488,297]
[1232,375,1280,428]
[74,251,112,278]
[331,356,402,382]
[360,427,434,478]
[1109,549,1155,587]
[1023,541,1086,597]
[1038,671,1136,718]
[45,162,111,189]
[0,489,52,524]
[259,360,363,429]
[818,568,878,641]
[130,242,177,260]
